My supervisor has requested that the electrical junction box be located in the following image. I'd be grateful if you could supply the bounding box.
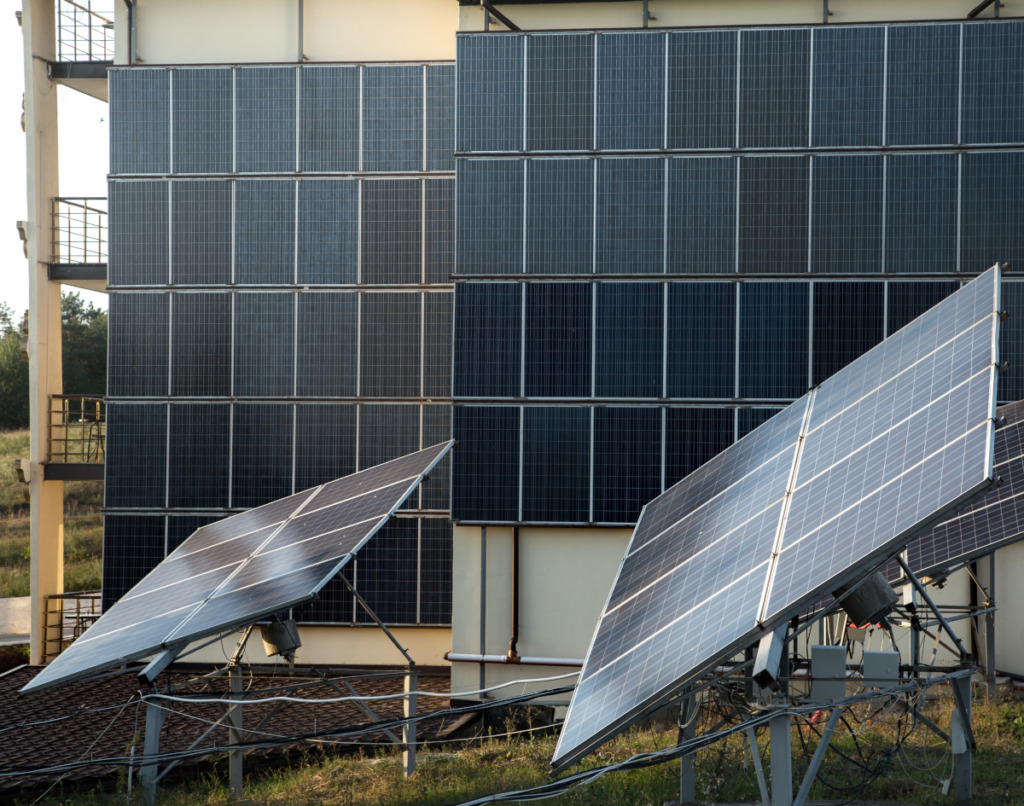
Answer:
[810,645,847,702]
[862,650,899,689]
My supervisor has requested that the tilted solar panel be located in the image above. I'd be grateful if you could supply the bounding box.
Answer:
[552,266,1001,772]
[905,400,1024,576]
[21,442,454,695]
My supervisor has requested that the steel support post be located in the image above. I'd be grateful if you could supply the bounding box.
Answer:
[140,698,167,806]
[403,665,418,777]
[952,675,973,806]
[769,712,792,806]
[794,707,843,806]
[229,664,244,798]
[986,553,997,699]
[678,695,696,804]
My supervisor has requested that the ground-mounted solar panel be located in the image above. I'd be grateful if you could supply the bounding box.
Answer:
[552,266,1001,772]
[20,442,454,696]
[904,400,1024,577]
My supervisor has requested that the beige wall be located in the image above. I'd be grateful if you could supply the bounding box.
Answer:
[451,525,629,701]
[185,626,452,668]
[125,0,456,65]
[460,0,1022,31]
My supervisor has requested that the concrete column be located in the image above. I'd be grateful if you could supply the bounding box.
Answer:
[22,0,65,665]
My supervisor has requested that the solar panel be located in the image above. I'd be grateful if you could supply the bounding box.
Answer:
[905,400,1024,576]
[552,266,1001,772]
[21,442,453,696]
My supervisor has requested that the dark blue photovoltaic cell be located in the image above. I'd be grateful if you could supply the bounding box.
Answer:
[360,294,421,398]
[526,34,594,151]
[526,160,593,275]
[294,404,357,491]
[235,181,295,284]
[812,282,885,385]
[667,158,736,274]
[110,70,169,174]
[888,281,960,336]
[424,295,453,399]
[232,404,294,508]
[172,68,232,173]
[101,516,166,609]
[107,293,169,397]
[170,293,231,396]
[421,404,452,511]
[168,404,230,509]
[25,444,452,694]
[297,180,358,284]
[596,159,664,275]
[739,282,809,399]
[811,155,882,273]
[596,33,664,150]
[456,34,523,153]
[234,293,294,397]
[456,160,524,275]
[962,22,1024,145]
[352,520,419,624]
[739,408,783,439]
[961,152,1024,273]
[999,282,1024,404]
[361,180,422,284]
[886,24,959,146]
[171,182,231,285]
[739,157,808,274]
[593,407,662,524]
[420,519,454,623]
[885,153,958,274]
[108,181,169,286]
[300,65,359,172]
[105,404,167,509]
[452,406,521,522]
[553,267,999,773]
[595,284,662,398]
[426,180,455,283]
[667,30,736,150]
[664,408,734,489]
[363,65,423,172]
[358,405,421,471]
[666,283,735,398]
[236,67,296,173]
[522,407,590,523]
[454,283,521,398]
[812,27,883,147]
[296,293,358,397]
[524,283,591,398]
[426,65,456,171]
[739,28,809,148]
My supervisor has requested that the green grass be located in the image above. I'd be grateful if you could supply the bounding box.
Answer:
[0,429,103,597]
[13,697,1024,806]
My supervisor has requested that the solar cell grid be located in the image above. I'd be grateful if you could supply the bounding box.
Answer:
[22,442,453,695]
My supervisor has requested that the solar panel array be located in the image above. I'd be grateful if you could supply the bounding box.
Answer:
[21,442,453,696]
[907,400,1024,576]
[551,267,1001,772]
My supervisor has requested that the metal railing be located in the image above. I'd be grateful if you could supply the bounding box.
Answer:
[48,395,106,464]
[51,197,108,265]
[43,590,102,662]
[56,0,114,62]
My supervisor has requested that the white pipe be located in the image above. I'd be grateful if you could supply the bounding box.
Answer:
[445,652,583,668]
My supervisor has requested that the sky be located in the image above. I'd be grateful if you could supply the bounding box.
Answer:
[2,4,110,320]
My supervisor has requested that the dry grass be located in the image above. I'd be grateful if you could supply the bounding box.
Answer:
[0,429,103,597]
[14,696,1024,806]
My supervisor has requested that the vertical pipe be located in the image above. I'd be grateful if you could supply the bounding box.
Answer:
[297,0,303,62]
[509,526,520,658]
[952,675,973,806]
[986,552,997,699]
[678,695,696,804]
[479,527,487,695]
[769,713,792,806]
[139,697,166,806]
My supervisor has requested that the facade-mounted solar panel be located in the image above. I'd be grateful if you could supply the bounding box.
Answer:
[21,442,453,696]
[552,266,1001,772]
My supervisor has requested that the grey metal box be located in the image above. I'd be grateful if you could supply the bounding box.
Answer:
[810,645,847,702]
[862,650,899,689]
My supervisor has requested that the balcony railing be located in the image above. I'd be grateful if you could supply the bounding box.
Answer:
[56,0,114,63]
[51,197,107,265]
[48,395,105,464]
[43,590,102,662]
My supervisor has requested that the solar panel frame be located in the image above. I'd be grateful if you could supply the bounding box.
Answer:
[552,266,1000,772]
[20,441,454,696]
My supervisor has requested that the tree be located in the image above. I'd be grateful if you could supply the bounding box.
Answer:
[61,292,107,396]
[0,305,29,430]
